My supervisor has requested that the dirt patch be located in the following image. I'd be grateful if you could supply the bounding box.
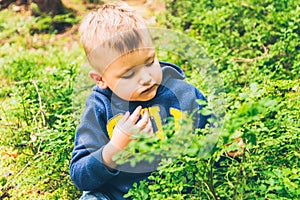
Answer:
[122,0,165,25]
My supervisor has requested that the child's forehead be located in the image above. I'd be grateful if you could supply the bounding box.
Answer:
[88,44,155,74]
[105,47,156,65]
[117,48,156,64]
[102,48,156,76]
[88,29,153,69]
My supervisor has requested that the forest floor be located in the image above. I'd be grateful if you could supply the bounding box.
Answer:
[55,0,166,52]
[62,0,166,25]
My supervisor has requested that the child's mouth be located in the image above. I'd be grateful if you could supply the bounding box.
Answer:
[142,85,156,94]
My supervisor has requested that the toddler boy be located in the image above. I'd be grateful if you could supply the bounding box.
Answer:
[70,2,209,199]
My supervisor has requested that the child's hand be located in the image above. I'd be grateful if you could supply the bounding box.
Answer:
[225,137,245,157]
[103,106,153,169]
[110,106,153,150]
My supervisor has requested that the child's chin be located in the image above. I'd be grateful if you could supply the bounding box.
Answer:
[141,91,157,101]
[131,93,156,101]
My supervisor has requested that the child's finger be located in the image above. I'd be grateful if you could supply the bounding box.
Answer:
[118,111,130,125]
[142,119,153,135]
[128,106,142,124]
[136,109,149,129]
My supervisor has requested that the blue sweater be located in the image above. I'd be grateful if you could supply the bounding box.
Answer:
[70,62,209,199]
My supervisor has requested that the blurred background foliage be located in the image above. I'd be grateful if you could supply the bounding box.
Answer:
[0,0,299,199]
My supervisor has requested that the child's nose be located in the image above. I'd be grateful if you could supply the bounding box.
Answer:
[139,70,152,85]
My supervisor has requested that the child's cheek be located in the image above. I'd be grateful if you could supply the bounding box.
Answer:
[115,81,137,100]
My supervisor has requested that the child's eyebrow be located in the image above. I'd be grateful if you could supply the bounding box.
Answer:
[144,51,156,63]
[119,51,156,75]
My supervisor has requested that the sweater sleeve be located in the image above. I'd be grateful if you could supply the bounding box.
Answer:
[70,92,119,191]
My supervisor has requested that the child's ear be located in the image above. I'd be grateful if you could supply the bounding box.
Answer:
[89,71,108,89]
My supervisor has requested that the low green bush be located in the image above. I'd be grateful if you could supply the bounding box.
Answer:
[121,0,299,199]
[29,13,80,34]
[0,0,299,199]
[0,9,84,199]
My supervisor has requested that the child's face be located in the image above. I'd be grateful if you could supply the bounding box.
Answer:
[101,48,162,101]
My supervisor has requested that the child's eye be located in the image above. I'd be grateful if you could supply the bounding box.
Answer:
[145,60,154,67]
[122,71,135,79]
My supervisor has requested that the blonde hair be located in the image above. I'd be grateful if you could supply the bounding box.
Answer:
[79,2,150,56]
